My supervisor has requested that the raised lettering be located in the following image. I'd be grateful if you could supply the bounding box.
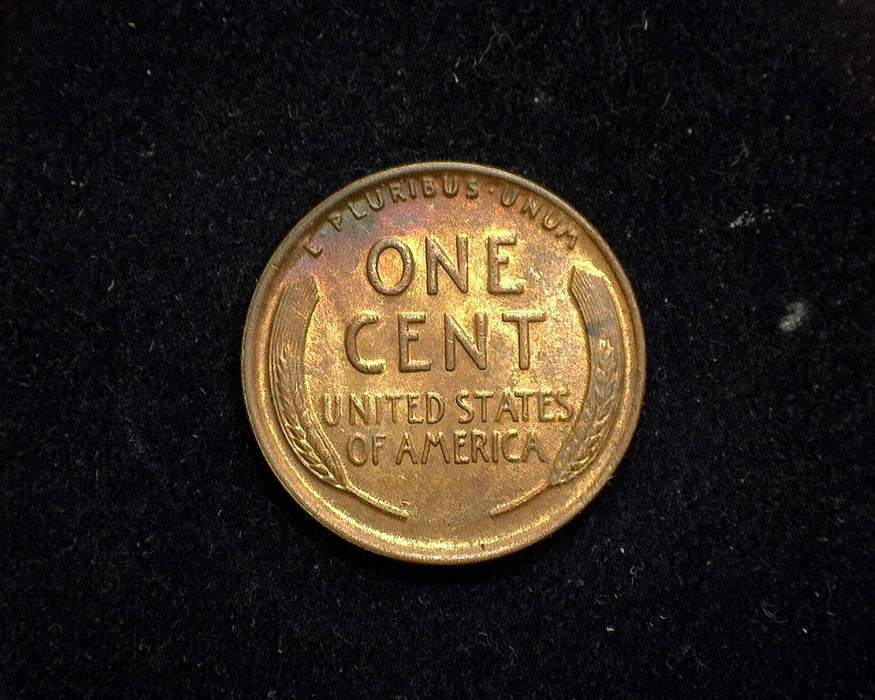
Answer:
[521,197,540,219]
[349,393,375,425]
[542,210,560,230]
[473,390,494,421]
[398,312,431,372]
[425,391,445,424]
[367,237,414,295]
[495,389,519,422]
[347,433,368,466]
[487,234,525,294]
[385,393,404,422]
[444,312,487,371]
[406,393,424,423]
[502,310,546,370]
[442,174,458,197]
[372,434,386,464]
[524,433,548,462]
[453,430,470,463]
[389,182,406,203]
[513,389,535,421]
[554,389,575,422]
[537,391,555,422]
[395,432,419,464]
[422,176,436,197]
[348,200,367,219]
[426,236,468,294]
[466,178,479,199]
[472,429,490,463]
[456,391,474,423]
[421,431,450,463]
[321,394,341,426]
[556,225,579,249]
[501,430,521,462]
[345,312,384,374]
[365,189,385,211]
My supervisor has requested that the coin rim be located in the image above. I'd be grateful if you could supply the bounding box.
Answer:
[242,161,646,564]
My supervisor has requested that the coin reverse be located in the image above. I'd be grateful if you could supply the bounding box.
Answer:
[242,162,645,563]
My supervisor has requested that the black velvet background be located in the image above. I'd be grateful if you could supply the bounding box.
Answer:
[2,1,872,696]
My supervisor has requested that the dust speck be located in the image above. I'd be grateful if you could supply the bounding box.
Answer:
[729,211,756,228]
[779,300,808,332]
[729,205,773,229]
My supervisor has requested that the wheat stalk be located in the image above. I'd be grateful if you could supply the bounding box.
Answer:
[269,278,343,488]
[549,334,619,485]
[548,265,622,486]
[272,345,340,485]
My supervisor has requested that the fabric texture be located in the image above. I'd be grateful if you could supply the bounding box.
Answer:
[2,2,872,696]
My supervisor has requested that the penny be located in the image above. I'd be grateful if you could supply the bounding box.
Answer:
[242,162,645,563]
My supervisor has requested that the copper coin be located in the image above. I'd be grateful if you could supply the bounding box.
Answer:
[242,162,645,563]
